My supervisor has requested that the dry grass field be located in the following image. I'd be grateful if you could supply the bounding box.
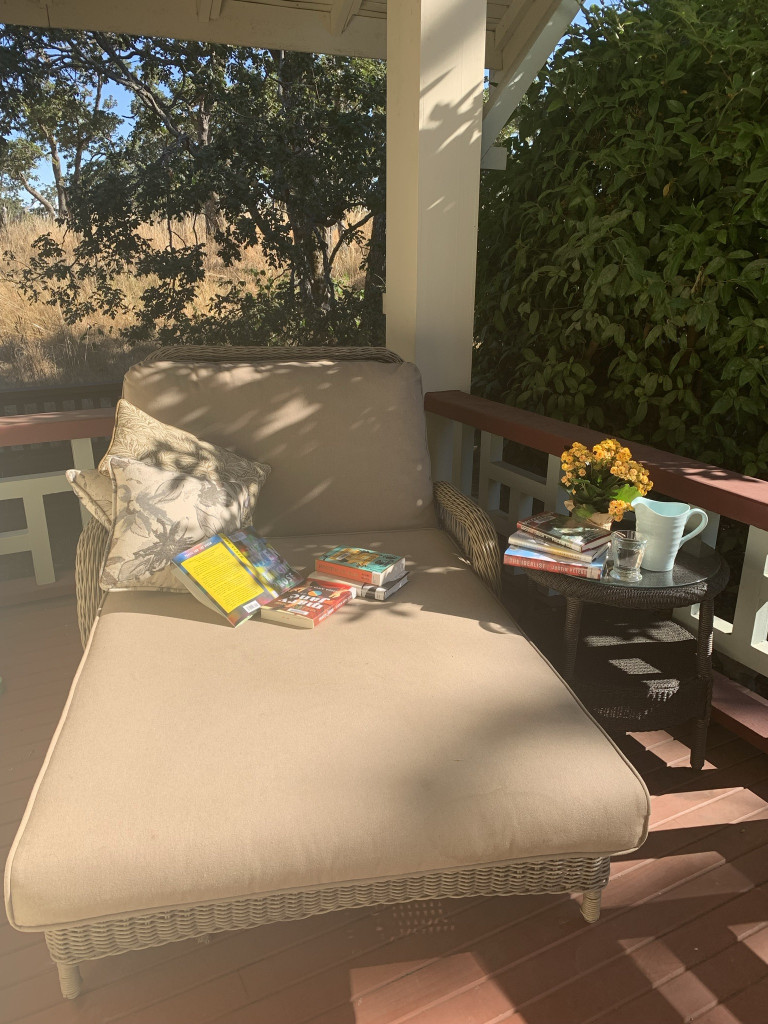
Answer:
[0,215,367,387]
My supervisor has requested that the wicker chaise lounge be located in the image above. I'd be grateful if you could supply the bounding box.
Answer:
[4,347,650,999]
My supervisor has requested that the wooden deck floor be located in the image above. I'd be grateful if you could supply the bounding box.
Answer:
[2,597,768,1024]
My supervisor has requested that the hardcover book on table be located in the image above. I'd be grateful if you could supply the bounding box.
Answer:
[315,546,406,586]
[504,545,608,580]
[517,512,611,553]
[506,529,609,564]
[260,580,355,628]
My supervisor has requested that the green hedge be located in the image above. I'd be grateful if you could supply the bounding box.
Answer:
[474,0,768,477]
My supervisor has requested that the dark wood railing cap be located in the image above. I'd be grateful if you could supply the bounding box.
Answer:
[425,390,768,532]
[0,408,116,448]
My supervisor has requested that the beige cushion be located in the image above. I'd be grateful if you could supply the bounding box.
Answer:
[122,358,437,537]
[99,456,251,592]
[99,399,270,524]
[5,528,649,931]
[65,468,113,530]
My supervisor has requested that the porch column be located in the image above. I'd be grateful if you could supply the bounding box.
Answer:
[384,0,486,397]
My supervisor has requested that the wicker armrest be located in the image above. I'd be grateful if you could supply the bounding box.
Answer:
[75,517,109,648]
[433,481,501,598]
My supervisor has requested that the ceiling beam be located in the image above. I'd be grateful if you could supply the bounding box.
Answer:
[492,0,531,55]
[481,0,579,170]
[197,0,223,22]
[0,0,546,71]
[0,0,386,58]
[328,0,363,36]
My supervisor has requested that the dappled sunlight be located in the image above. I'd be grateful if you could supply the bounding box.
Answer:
[4,593,768,1024]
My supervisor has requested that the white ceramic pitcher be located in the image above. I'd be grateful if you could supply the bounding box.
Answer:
[631,497,708,572]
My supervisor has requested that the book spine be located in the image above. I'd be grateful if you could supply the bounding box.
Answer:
[503,553,602,579]
[314,560,373,584]
[507,536,598,564]
[516,522,582,552]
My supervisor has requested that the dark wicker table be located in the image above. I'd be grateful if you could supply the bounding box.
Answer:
[522,544,730,769]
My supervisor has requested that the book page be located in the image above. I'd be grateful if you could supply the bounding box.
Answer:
[182,542,266,614]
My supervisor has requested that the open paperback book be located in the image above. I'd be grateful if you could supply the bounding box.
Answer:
[172,527,302,626]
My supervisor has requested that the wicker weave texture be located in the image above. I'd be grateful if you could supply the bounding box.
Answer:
[45,856,610,965]
[140,344,402,366]
[75,517,109,648]
[434,481,502,597]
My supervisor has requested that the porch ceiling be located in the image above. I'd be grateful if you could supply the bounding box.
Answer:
[0,0,566,73]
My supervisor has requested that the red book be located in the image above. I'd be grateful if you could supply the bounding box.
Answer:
[260,580,355,628]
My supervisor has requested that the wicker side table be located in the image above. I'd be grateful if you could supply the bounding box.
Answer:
[521,544,730,770]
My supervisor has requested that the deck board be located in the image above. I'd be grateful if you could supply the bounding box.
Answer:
[1,597,768,1023]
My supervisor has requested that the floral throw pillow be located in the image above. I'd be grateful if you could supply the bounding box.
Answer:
[99,456,250,592]
[98,399,270,525]
[65,468,113,530]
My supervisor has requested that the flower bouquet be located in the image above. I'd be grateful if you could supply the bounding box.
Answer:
[561,439,653,528]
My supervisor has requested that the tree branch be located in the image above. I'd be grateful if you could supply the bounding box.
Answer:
[18,173,56,219]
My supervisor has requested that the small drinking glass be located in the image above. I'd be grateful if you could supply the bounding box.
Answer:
[610,531,647,582]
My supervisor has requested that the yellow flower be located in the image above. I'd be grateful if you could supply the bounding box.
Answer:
[608,499,631,522]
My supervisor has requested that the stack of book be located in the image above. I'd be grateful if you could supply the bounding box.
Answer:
[504,512,611,579]
[172,530,408,629]
[308,545,408,601]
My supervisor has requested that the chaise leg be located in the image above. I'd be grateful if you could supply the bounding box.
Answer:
[57,962,83,999]
[580,889,602,923]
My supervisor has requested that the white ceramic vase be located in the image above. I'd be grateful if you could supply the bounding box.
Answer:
[631,497,708,572]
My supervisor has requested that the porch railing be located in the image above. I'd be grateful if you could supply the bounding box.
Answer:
[0,409,115,585]
[2,394,767,687]
[425,390,768,684]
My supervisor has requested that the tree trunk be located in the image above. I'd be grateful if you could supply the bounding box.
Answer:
[364,210,385,310]
[18,174,56,219]
[46,135,68,219]
[196,100,223,238]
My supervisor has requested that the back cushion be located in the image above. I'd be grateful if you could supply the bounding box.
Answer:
[123,357,437,537]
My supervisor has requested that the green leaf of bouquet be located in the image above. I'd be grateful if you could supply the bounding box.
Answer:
[613,483,641,503]
[571,504,597,519]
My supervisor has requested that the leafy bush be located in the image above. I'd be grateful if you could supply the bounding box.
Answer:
[474,0,768,476]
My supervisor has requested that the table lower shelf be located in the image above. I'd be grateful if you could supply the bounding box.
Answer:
[568,606,708,732]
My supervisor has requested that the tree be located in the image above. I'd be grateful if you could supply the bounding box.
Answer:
[474,0,768,477]
[0,29,386,342]
[0,72,118,218]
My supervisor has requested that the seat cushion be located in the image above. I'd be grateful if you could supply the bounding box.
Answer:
[122,357,437,537]
[5,528,649,931]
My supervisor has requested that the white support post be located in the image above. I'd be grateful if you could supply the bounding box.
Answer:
[22,494,56,585]
[385,0,486,405]
[478,432,503,517]
[481,0,579,169]
[730,526,768,666]
[545,453,567,513]
[71,437,96,528]
[451,421,474,495]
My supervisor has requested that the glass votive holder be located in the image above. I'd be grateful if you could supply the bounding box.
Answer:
[610,531,647,582]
